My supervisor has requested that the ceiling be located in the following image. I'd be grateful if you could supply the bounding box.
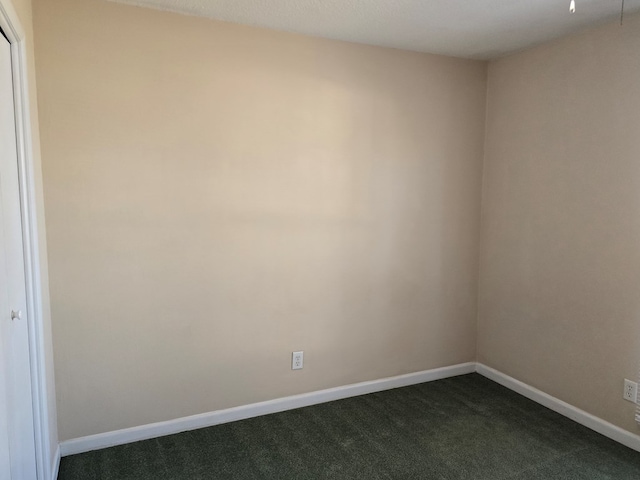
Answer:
[110,0,640,59]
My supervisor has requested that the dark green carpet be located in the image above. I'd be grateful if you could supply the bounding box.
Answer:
[58,374,640,479]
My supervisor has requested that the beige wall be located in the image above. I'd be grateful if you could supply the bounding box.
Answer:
[6,0,58,469]
[479,15,640,433]
[34,0,487,441]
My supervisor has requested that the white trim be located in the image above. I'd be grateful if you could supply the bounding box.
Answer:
[59,362,640,458]
[60,362,476,456]
[50,445,60,480]
[0,2,53,479]
[0,0,24,41]
[476,363,640,453]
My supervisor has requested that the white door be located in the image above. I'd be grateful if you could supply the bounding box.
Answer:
[0,31,37,480]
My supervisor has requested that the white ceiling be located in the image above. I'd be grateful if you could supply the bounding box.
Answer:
[110,0,640,59]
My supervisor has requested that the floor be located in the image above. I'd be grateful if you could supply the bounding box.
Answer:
[58,374,640,479]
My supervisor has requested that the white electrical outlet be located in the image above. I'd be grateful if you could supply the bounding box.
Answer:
[292,351,303,370]
[623,379,638,403]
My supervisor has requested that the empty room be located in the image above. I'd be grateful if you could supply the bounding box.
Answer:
[1,0,640,478]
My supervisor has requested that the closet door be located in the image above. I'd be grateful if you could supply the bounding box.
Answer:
[0,31,37,480]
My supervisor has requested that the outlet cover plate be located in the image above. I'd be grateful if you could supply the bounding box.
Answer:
[292,351,303,370]
[623,379,638,403]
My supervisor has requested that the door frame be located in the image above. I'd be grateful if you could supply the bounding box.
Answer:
[0,2,53,480]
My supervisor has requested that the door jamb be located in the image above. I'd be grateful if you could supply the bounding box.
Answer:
[0,2,53,480]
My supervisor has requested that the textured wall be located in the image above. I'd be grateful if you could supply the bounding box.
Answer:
[479,14,640,434]
[34,0,486,441]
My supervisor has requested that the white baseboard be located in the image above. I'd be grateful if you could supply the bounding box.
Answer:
[60,362,476,456]
[476,363,640,453]
[50,444,60,480]
[59,362,640,458]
